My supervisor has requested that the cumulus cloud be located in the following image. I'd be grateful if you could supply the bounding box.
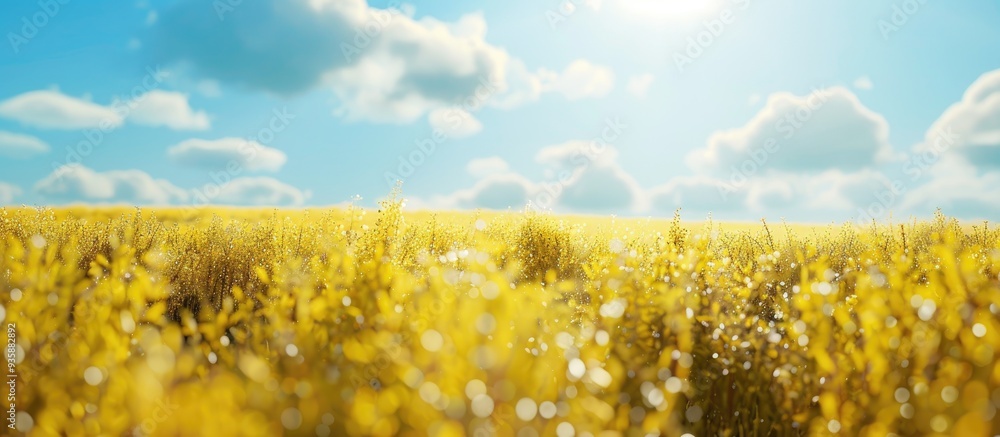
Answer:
[533,141,640,211]
[0,90,123,130]
[894,70,1000,219]
[687,87,894,175]
[644,170,898,221]
[33,166,309,207]
[540,60,615,101]
[428,107,483,139]
[0,183,22,204]
[35,166,190,205]
[154,0,369,94]
[627,74,655,98]
[899,157,1000,218]
[201,177,311,206]
[0,89,210,131]
[433,173,535,210]
[921,69,1000,166]
[552,164,644,212]
[535,139,621,169]
[167,138,287,172]
[466,157,509,177]
[412,71,1000,220]
[430,133,643,214]
[153,0,612,124]
[127,90,211,130]
[0,131,49,158]
[744,170,895,212]
[647,176,747,214]
[411,86,929,219]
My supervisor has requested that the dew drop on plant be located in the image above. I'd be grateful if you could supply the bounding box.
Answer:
[539,401,557,419]
[973,323,987,338]
[556,422,575,437]
[516,398,538,421]
[827,420,841,433]
[281,408,302,430]
[894,388,909,403]
[941,386,959,403]
[421,330,444,352]
[83,367,103,386]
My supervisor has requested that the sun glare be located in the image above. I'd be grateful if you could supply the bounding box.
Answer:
[622,0,722,20]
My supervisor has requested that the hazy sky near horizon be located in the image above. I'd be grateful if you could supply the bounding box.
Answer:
[1,0,999,223]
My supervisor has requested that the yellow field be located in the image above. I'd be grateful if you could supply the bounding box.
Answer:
[2,195,1000,436]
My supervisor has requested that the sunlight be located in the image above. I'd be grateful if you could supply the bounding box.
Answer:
[622,0,722,21]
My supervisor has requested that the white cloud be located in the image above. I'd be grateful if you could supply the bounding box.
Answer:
[899,156,1000,218]
[431,172,535,210]
[126,90,211,130]
[0,90,123,130]
[0,89,211,131]
[647,176,747,214]
[687,86,894,175]
[0,131,49,158]
[154,2,612,123]
[744,170,895,212]
[920,68,1000,165]
[428,107,483,139]
[466,157,509,177]
[0,183,22,204]
[540,60,615,101]
[552,163,645,212]
[409,70,1000,220]
[626,74,655,98]
[897,69,1000,219]
[35,166,189,205]
[423,152,903,219]
[535,141,642,212]
[325,11,514,123]
[535,139,620,168]
[853,76,873,90]
[167,138,286,172]
[428,138,641,213]
[205,177,311,206]
[645,170,897,220]
[488,59,546,110]
[33,166,309,207]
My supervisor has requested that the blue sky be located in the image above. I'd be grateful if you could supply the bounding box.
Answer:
[1,0,999,223]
